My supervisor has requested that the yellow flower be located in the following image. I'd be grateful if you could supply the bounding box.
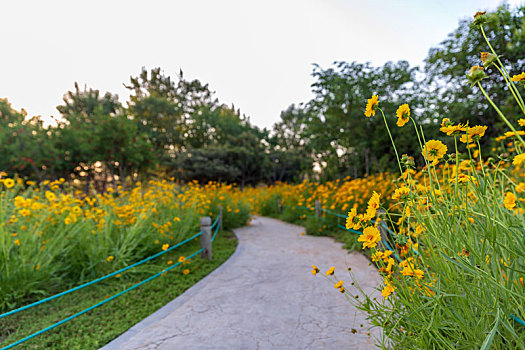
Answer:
[107,256,114,262]
[513,154,525,166]
[358,226,381,249]
[311,264,320,275]
[173,217,181,222]
[401,265,424,279]
[392,186,410,201]
[504,192,517,210]
[64,217,72,225]
[345,208,361,230]
[381,280,395,299]
[440,123,468,136]
[371,251,384,262]
[178,256,186,263]
[396,104,410,127]
[167,260,173,265]
[511,72,525,82]
[72,206,82,215]
[326,266,335,276]
[334,280,343,289]
[162,244,169,251]
[422,140,447,163]
[3,178,15,188]
[460,125,488,144]
[366,191,380,218]
[14,239,20,246]
[45,191,57,201]
[183,269,190,275]
[518,119,525,127]
[364,95,379,117]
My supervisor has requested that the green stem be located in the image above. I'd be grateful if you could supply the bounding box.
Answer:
[477,82,525,148]
[410,118,424,153]
[494,65,525,115]
[454,136,459,198]
[378,108,403,176]
[480,25,525,111]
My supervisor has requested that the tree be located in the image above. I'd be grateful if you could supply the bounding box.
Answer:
[55,84,154,190]
[305,60,425,179]
[125,67,217,159]
[425,4,525,140]
[268,104,313,182]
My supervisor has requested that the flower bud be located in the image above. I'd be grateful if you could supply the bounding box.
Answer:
[472,11,487,26]
[480,52,497,67]
[467,66,487,86]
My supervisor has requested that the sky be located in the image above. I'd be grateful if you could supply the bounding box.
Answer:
[1,0,523,130]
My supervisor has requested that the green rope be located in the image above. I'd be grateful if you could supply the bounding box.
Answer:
[1,247,204,350]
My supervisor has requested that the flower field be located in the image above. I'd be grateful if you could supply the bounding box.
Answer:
[252,13,525,348]
[0,178,250,311]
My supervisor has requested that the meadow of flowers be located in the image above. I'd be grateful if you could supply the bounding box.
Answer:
[0,178,250,311]
[310,13,525,349]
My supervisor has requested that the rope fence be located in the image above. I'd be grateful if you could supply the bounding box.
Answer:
[0,211,222,350]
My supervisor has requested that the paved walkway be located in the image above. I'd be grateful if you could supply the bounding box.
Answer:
[101,217,381,350]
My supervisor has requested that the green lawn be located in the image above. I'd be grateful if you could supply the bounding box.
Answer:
[0,231,238,350]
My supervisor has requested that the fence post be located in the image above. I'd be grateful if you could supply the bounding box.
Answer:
[218,205,223,231]
[315,199,320,219]
[277,199,282,214]
[376,210,389,250]
[200,217,212,260]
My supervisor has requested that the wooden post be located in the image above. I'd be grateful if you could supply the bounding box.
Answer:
[315,199,321,219]
[218,205,223,231]
[200,217,212,260]
[277,199,282,214]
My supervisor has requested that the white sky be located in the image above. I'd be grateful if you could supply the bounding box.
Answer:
[1,0,522,129]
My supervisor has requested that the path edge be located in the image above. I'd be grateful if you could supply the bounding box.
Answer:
[99,229,244,350]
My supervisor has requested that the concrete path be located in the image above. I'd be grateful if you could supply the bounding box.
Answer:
[101,217,381,350]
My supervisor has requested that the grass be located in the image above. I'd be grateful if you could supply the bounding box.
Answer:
[0,230,237,350]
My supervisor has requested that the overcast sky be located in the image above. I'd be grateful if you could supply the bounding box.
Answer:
[1,0,522,129]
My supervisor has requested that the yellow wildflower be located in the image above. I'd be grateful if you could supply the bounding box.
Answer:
[334,280,344,289]
[3,178,15,188]
[326,266,335,276]
[422,140,447,163]
[392,186,410,201]
[345,208,361,230]
[371,251,384,262]
[312,264,320,275]
[358,226,381,249]
[183,269,190,275]
[162,244,169,251]
[364,95,379,117]
[381,280,395,299]
[178,256,186,263]
[366,191,380,218]
[460,125,488,144]
[14,239,20,246]
[440,123,467,136]
[513,153,525,166]
[396,104,410,127]
[504,192,517,210]
[518,119,525,127]
[107,256,114,262]
[511,72,525,82]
